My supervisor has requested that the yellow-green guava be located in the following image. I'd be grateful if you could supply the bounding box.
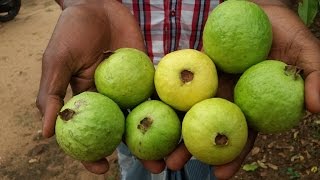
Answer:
[154,49,218,111]
[234,60,305,133]
[94,48,155,109]
[203,0,272,74]
[182,98,248,165]
[55,91,125,162]
[125,100,181,160]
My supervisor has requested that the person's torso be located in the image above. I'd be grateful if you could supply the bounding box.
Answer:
[119,0,221,64]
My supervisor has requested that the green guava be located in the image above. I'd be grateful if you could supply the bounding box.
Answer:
[203,0,272,73]
[94,48,155,109]
[182,98,248,165]
[234,60,305,133]
[125,100,181,160]
[55,91,125,162]
[154,49,218,111]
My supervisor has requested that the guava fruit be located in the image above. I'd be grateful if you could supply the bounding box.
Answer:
[203,0,272,73]
[182,98,248,165]
[125,100,181,160]
[55,91,125,162]
[154,49,218,111]
[94,48,155,109]
[234,60,305,133]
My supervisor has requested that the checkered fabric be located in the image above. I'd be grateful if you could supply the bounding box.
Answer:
[119,0,222,64]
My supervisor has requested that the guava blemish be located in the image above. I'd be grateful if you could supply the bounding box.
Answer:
[284,65,303,80]
[214,133,228,146]
[58,109,76,121]
[103,50,115,59]
[180,70,194,83]
[74,100,87,109]
[137,117,153,134]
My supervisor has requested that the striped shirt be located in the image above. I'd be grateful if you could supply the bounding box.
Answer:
[119,0,222,64]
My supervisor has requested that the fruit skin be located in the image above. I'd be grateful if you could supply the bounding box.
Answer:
[55,91,125,162]
[203,0,272,74]
[125,100,181,160]
[94,48,155,109]
[154,49,218,111]
[182,98,248,165]
[234,60,305,133]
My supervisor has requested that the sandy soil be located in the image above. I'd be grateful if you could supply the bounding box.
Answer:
[0,1,118,179]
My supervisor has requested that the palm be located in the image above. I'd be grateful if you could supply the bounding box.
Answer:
[37,1,145,137]
[263,5,320,76]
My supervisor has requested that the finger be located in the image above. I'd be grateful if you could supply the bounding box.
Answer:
[165,142,192,171]
[82,158,110,174]
[213,129,257,180]
[215,71,240,102]
[37,37,73,138]
[305,71,320,113]
[140,159,166,174]
[42,95,64,138]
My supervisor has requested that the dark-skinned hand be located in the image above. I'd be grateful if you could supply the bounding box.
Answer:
[37,0,320,179]
[168,2,320,180]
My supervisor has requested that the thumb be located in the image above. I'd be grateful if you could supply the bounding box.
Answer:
[36,43,72,138]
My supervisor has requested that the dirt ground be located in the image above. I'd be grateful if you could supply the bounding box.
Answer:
[0,0,319,180]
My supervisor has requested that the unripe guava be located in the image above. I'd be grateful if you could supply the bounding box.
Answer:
[182,98,248,165]
[234,60,305,133]
[125,100,181,160]
[203,0,272,73]
[154,49,218,111]
[94,48,155,109]
[55,91,125,162]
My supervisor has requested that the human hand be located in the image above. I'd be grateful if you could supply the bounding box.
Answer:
[165,3,320,180]
[36,0,147,174]
[214,3,320,180]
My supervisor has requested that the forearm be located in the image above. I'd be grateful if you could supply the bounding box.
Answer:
[54,0,104,9]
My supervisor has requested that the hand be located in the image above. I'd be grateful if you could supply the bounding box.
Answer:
[36,0,147,174]
[215,4,320,180]
[166,3,320,180]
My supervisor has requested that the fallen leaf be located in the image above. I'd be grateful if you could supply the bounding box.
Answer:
[291,154,304,162]
[275,145,294,151]
[266,163,279,170]
[267,142,275,148]
[257,160,268,169]
[251,147,260,156]
[293,131,299,139]
[311,166,318,173]
[242,162,259,172]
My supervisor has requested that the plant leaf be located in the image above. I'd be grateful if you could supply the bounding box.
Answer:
[298,0,319,27]
[243,162,259,172]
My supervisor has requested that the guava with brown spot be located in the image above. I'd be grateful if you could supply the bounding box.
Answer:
[154,49,218,112]
[182,98,248,165]
[234,60,305,133]
[125,100,181,160]
[55,91,125,162]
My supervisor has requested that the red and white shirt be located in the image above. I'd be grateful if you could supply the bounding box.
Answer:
[119,0,222,64]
